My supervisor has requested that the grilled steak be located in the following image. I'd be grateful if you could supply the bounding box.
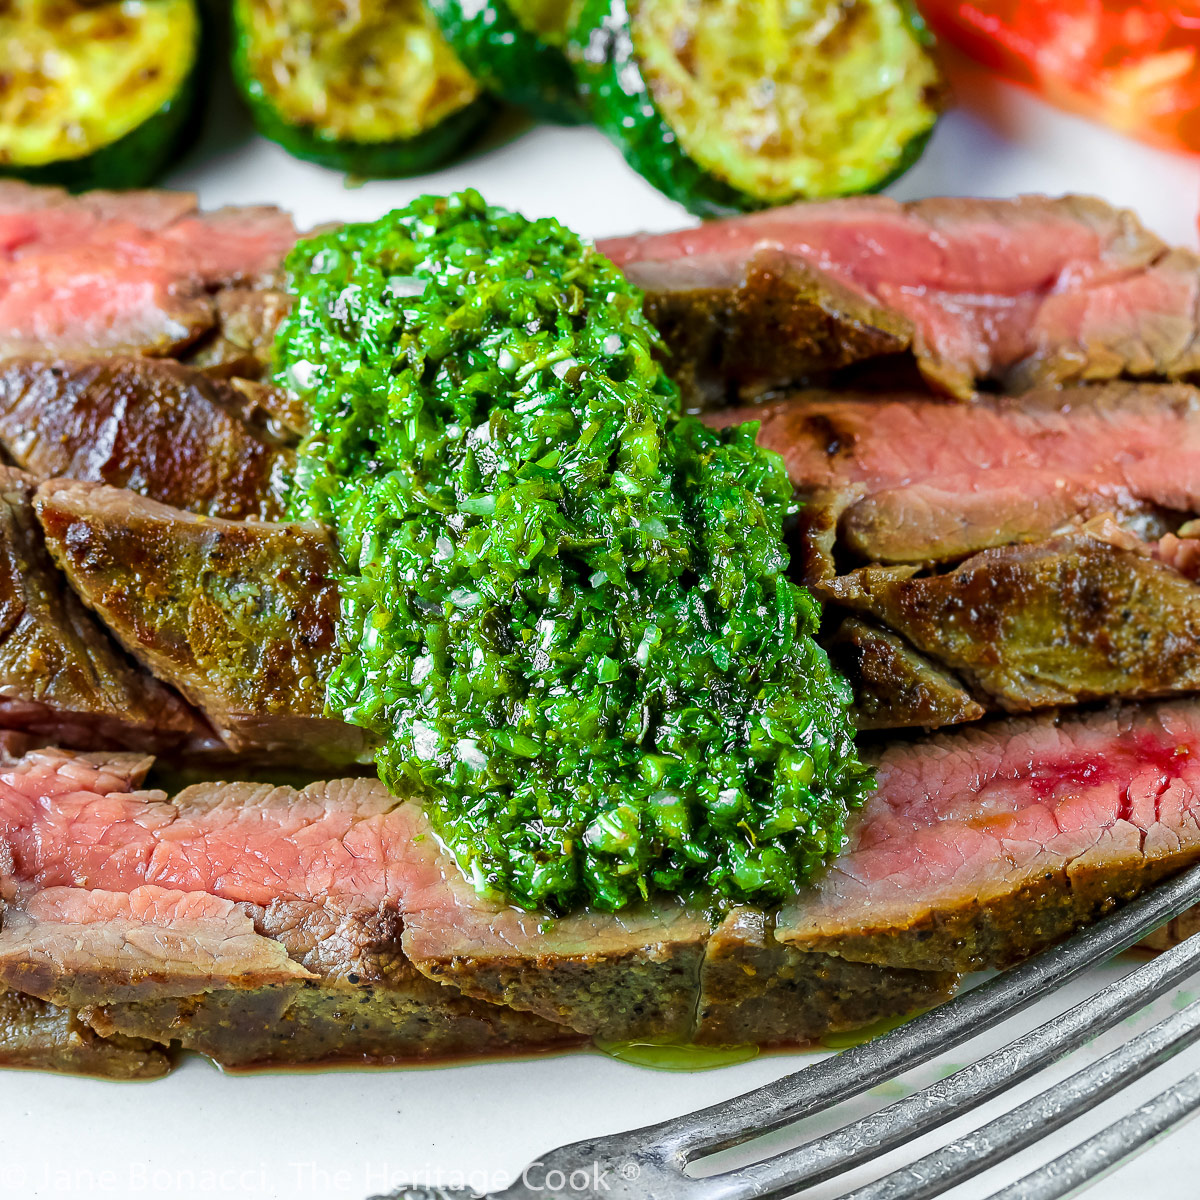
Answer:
[711,385,1200,728]
[825,617,985,730]
[34,480,367,764]
[778,699,1200,972]
[0,751,575,1068]
[601,195,1200,399]
[715,384,1200,568]
[0,182,297,360]
[820,525,1200,713]
[628,248,913,410]
[0,470,208,753]
[0,751,955,1070]
[7,693,1200,1073]
[0,358,292,520]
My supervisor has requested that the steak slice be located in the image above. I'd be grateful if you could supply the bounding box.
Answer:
[0,752,574,1069]
[825,617,984,730]
[0,987,170,1079]
[0,751,956,1055]
[718,385,1200,729]
[601,194,1200,398]
[184,286,294,386]
[630,248,912,410]
[0,885,311,1004]
[0,181,297,360]
[712,384,1200,568]
[0,358,293,520]
[2,883,575,1068]
[77,896,578,1069]
[0,470,208,754]
[1,892,575,1071]
[777,699,1200,972]
[820,526,1200,713]
[34,480,367,764]
[694,908,948,1046]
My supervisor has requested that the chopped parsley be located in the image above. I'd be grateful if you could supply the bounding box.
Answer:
[278,189,871,913]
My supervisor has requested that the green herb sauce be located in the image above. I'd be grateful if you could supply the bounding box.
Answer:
[278,190,871,914]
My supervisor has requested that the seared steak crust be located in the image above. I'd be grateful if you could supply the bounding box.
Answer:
[0,358,292,520]
[603,194,1200,398]
[34,480,367,763]
[183,286,294,384]
[825,617,985,730]
[0,470,207,753]
[0,987,170,1079]
[696,908,954,1046]
[630,249,912,410]
[822,529,1200,713]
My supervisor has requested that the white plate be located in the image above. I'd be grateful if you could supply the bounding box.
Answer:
[5,54,1200,1200]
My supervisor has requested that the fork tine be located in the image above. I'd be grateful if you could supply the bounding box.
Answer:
[485,864,1200,1200]
[694,923,1200,1197]
[986,1068,1200,1200]
[827,999,1200,1200]
[648,860,1200,1162]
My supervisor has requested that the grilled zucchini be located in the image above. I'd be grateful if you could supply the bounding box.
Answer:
[231,0,492,178]
[0,0,201,191]
[428,0,585,123]
[571,0,946,216]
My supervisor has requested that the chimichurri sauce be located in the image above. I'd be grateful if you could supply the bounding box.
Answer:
[278,190,871,914]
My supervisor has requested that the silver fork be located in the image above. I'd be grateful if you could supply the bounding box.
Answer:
[378,861,1200,1200]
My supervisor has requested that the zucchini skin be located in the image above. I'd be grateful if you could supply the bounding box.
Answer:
[428,0,585,124]
[570,0,745,218]
[230,0,493,178]
[0,5,203,191]
[234,68,493,179]
[571,0,942,218]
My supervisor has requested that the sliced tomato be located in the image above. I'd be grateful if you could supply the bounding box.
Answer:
[919,1,1200,153]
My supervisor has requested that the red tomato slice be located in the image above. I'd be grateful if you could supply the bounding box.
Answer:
[919,0,1200,154]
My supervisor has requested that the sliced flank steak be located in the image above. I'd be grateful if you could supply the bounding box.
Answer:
[34,480,366,764]
[707,384,1200,729]
[0,181,298,360]
[0,987,171,1080]
[0,470,208,754]
[819,523,1200,713]
[715,383,1200,568]
[0,358,293,521]
[601,194,1200,400]
[0,752,575,1069]
[778,699,1200,972]
[627,248,913,410]
[396,802,952,1044]
[0,750,955,1070]
[6,695,1200,1074]
[7,185,1196,405]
